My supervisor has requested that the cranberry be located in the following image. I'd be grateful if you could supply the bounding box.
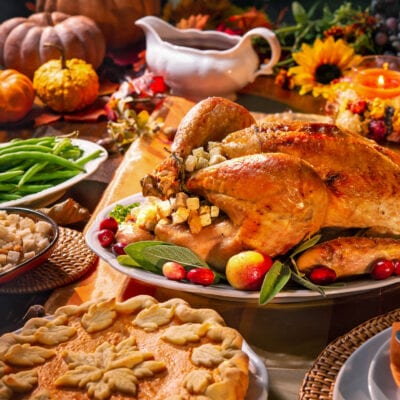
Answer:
[368,119,387,143]
[348,100,367,115]
[308,266,337,285]
[112,242,126,255]
[99,217,119,233]
[371,259,395,280]
[97,229,115,248]
[393,259,400,276]
[187,268,215,286]
[162,261,186,281]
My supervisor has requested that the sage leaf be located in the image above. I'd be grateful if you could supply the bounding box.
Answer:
[143,244,209,268]
[117,254,155,270]
[290,234,321,258]
[259,261,291,305]
[124,241,170,273]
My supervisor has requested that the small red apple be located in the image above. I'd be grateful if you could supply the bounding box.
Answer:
[162,261,186,281]
[225,250,273,291]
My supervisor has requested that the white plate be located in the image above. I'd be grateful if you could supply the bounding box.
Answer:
[333,328,390,400]
[0,139,108,208]
[368,335,400,400]
[85,193,400,304]
[244,341,269,399]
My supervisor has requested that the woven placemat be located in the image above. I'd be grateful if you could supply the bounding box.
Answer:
[299,307,400,399]
[0,227,97,294]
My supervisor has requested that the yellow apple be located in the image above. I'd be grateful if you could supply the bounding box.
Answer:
[226,250,273,291]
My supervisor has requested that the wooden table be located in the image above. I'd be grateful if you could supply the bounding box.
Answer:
[1,76,400,400]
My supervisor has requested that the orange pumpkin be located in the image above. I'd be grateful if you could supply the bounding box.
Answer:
[0,12,106,79]
[36,0,161,50]
[0,69,35,123]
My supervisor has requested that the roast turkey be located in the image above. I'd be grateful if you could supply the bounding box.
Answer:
[137,97,400,275]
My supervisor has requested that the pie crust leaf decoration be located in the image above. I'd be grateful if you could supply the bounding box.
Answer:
[191,343,225,368]
[5,344,55,367]
[34,324,77,346]
[86,374,119,400]
[103,368,138,395]
[184,369,213,394]
[115,295,157,314]
[56,336,166,400]
[132,360,166,378]
[81,298,118,333]
[162,322,209,345]
[2,369,38,392]
[134,304,175,331]
[55,365,103,387]
[0,382,12,399]
[207,326,243,350]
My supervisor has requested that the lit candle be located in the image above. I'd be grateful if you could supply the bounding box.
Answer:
[353,63,400,99]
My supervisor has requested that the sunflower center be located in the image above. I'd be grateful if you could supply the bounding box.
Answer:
[315,64,342,84]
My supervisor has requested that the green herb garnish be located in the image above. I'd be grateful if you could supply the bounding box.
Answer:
[118,240,222,283]
[109,203,139,223]
[259,234,324,305]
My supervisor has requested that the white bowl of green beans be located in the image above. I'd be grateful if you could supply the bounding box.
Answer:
[0,136,108,208]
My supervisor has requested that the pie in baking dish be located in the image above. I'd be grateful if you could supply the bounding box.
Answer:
[0,295,249,399]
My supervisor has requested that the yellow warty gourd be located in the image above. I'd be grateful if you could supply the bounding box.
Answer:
[33,56,99,113]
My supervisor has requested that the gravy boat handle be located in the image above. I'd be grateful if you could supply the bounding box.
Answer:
[243,27,282,77]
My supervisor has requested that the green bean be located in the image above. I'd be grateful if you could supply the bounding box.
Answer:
[18,162,48,187]
[27,170,80,182]
[0,170,24,182]
[0,151,85,171]
[0,194,22,201]
[1,137,55,153]
[7,137,56,147]
[59,148,82,160]
[0,184,17,192]
[52,138,73,155]
[6,160,35,172]
[75,149,103,167]
[15,184,53,194]
[0,145,54,156]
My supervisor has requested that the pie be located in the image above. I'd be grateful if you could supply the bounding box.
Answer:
[0,296,249,399]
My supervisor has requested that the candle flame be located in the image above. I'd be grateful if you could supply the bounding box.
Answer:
[378,74,385,88]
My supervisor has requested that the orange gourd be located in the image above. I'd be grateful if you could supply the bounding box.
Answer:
[0,12,106,79]
[36,0,161,50]
[0,69,35,123]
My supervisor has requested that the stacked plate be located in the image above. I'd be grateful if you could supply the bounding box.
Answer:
[334,327,400,400]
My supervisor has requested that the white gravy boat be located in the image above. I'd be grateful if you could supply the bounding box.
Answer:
[135,16,281,101]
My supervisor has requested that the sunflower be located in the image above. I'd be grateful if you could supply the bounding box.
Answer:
[288,36,362,96]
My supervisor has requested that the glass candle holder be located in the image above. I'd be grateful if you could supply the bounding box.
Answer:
[352,55,400,99]
[324,56,400,143]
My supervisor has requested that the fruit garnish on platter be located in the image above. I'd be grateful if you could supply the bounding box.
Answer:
[95,96,400,303]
